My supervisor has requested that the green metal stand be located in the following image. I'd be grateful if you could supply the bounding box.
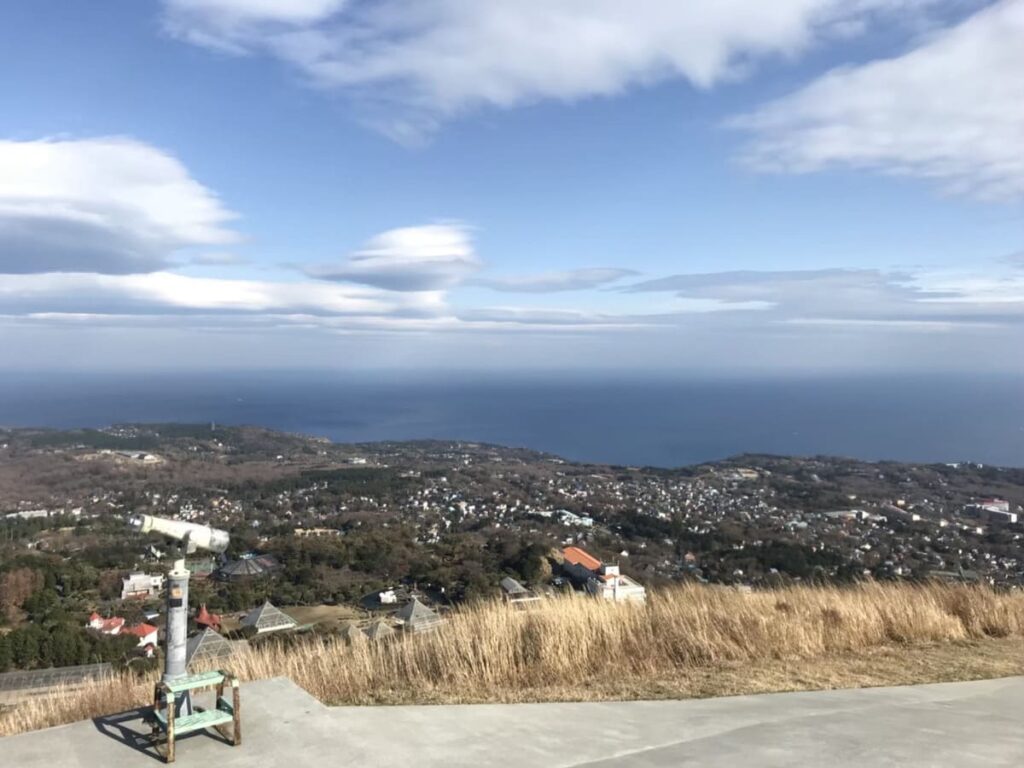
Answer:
[151,669,241,763]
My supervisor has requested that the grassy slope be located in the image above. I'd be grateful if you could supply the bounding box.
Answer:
[4,582,1024,736]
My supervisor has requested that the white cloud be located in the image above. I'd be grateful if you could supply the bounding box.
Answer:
[734,0,1024,200]
[1,310,645,338]
[185,251,249,266]
[161,0,938,134]
[0,137,239,274]
[456,306,652,328]
[472,268,637,293]
[162,0,347,51]
[0,272,444,317]
[1003,249,1024,268]
[167,0,344,25]
[625,267,1024,326]
[306,223,480,290]
[12,264,1023,340]
[5,263,1024,371]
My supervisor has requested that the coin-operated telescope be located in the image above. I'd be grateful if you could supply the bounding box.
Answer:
[131,514,230,556]
[129,515,230,714]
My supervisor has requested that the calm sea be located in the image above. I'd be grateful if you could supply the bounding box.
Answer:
[0,372,1021,468]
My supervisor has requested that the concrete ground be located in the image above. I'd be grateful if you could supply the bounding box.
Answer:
[2,676,1022,767]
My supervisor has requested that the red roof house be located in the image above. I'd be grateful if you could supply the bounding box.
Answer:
[122,623,159,650]
[86,614,126,635]
[563,546,602,572]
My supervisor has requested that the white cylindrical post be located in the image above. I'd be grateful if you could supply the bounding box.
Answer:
[164,559,192,715]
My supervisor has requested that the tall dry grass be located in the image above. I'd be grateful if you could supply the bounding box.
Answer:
[4,581,1024,737]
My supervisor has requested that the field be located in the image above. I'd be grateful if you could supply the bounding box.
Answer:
[3,581,1024,737]
[278,604,363,628]
[217,604,363,633]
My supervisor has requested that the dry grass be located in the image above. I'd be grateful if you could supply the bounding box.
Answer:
[4,582,1024,737]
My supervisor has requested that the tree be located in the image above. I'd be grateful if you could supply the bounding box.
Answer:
[97,570,123,601]
[23,588,59,622]
[0,568,45,623]
[49,626,81,667]
[8,625,41,668]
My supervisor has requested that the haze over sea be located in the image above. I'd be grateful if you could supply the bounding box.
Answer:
[1,373,1021,469]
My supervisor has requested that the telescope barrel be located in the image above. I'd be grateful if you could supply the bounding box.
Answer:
[132,514,230,554]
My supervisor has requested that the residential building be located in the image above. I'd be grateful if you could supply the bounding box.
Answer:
[122,623,159,655]
[561,546,646,604]
[86,613,125,635]
[4,509,50,521]
[120,572,165,600]
[967,499,1018,525]
[87,614,158,653]
[293,527,342,538]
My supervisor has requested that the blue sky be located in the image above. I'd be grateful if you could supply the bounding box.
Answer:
[0,0,1022,373]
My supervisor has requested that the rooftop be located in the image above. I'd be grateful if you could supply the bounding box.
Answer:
[240,601,297,632]
[562,546,601,572]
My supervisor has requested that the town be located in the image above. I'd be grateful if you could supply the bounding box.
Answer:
[1,423,1023,684]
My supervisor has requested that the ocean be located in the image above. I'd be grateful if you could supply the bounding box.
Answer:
[0,372,1021,468]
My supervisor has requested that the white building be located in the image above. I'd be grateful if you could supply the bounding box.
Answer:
[121,572,165,600]
[5,509,50,520]
[968,499,1017,525]
[559,510,595,528]
[584,563,647,603]
[562,547,646,604]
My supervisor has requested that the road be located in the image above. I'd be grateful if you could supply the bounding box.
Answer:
[2,675,1022,766]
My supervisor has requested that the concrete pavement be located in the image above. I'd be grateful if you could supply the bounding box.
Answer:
[2,676,1022,766]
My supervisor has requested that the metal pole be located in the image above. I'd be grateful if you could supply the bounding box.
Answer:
[164,558,192,715]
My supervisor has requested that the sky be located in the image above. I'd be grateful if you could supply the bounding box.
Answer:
[0,0,1022,374]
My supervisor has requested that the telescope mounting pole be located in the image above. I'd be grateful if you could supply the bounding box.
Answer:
[163,540,192,716]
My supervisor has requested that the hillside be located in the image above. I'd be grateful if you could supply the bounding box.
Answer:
[3,582,1024,737]
[2,423,1022,604]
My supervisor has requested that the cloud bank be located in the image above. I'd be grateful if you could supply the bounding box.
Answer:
[0,271,444,317]
[472,268,637,293]
[0,137,239,274]
[161,0,937,133]
[625,267,1024,328]
[160,1,1022,201]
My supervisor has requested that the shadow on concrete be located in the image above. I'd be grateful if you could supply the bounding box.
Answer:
[92,707,232,763]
